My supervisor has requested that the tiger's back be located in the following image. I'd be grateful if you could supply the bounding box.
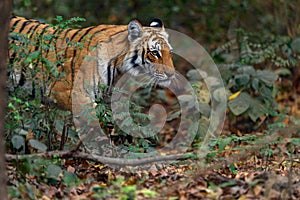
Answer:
[9,16,175,111]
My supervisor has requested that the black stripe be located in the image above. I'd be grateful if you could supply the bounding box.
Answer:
[111,58,119,86]
[54,28,71,56]
[29,25,50,71]
[18,67,26,86]
[66,28,85,89]
[69,29,82,41]
[70,26,96,68]
[55,28,72,59]
[29,23,42,40]
[78,26,95,42]
[18,21,30,33]
[10,19,22,31]
[86,26,121,48]
[61,28,72,42]
[63,29,81,58]
[23,23,36,35]
[10,21,41,69]
[116,68,121,76]
[107,63,111,86]
[44,28,60,58]
[141,48,146,64]
[131,49,139,68]
[33,25,50,51]
[8,18,22,63]
[68,26,97,89]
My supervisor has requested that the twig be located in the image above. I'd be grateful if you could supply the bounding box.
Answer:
[5,151,195,166]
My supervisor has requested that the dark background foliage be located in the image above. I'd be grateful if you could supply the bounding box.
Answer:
[13,0,300,48]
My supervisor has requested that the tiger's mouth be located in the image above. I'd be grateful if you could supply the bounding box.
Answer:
[150,66,175,87]
[150,71,175,87]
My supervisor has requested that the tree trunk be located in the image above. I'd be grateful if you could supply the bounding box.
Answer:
[0,0,11,199]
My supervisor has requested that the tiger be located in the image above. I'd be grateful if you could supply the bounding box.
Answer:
[9,16,175,113]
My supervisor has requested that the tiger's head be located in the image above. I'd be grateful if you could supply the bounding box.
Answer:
[123,19,175,87]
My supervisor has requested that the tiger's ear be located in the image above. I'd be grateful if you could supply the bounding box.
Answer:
[128,20,143,42]
[150,19,164,30]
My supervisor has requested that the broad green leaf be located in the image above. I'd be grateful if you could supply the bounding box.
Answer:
[291,138,300,146]
[178,94,199,110]
[256,70,278,86]
[248,99,268,122]
[198,103,211,117]
[291,37,300,54]
[186,69,207,81]
[213,87,227,102]
[260,85,273,99]
[15,128,28,136]
[11,135,25,150]
[205,76,221,87]
[274,68,291,76]
[197,117,210,138]
[228,92,250,116]
[46,164,62,180]
[234,74,250,86]
[28,139,47,152]
[237,65,255,76]
[63,171,79,186]
[251,78,259,91]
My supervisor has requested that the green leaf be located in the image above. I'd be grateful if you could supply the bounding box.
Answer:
[213,87,227,102]
[11,135,25,150]
[198,103,211,117]
[291,138,300,146]
[138,189,157,198]
[229,163,238,174]
[228,92,250,116]
[15,128,28,136]
[186,69,207,81]
[55,16,63,22]
[260,85,273,99]
[291,37,300,54]
[251,78,259,91]
[274,68,291,76]
[218,180,238,188]
[256,70,278,86]
[198,117,210,138]
[234,74,250,86]
[237,65,255,76]
[28,139,47,152]
[218,137,231,151]
[63,171,79,187]
[248,99,268,122]
[46,164,62,180]
[29,51,40,59]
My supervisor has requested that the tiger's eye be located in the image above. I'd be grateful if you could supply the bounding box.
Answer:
[151,50,159,57]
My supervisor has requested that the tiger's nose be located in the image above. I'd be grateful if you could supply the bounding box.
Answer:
[165,69,175,78]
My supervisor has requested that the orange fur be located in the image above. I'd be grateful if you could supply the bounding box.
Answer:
[9,16,174,111]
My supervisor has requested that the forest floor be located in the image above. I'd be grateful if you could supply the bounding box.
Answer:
[6,78,300,200]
